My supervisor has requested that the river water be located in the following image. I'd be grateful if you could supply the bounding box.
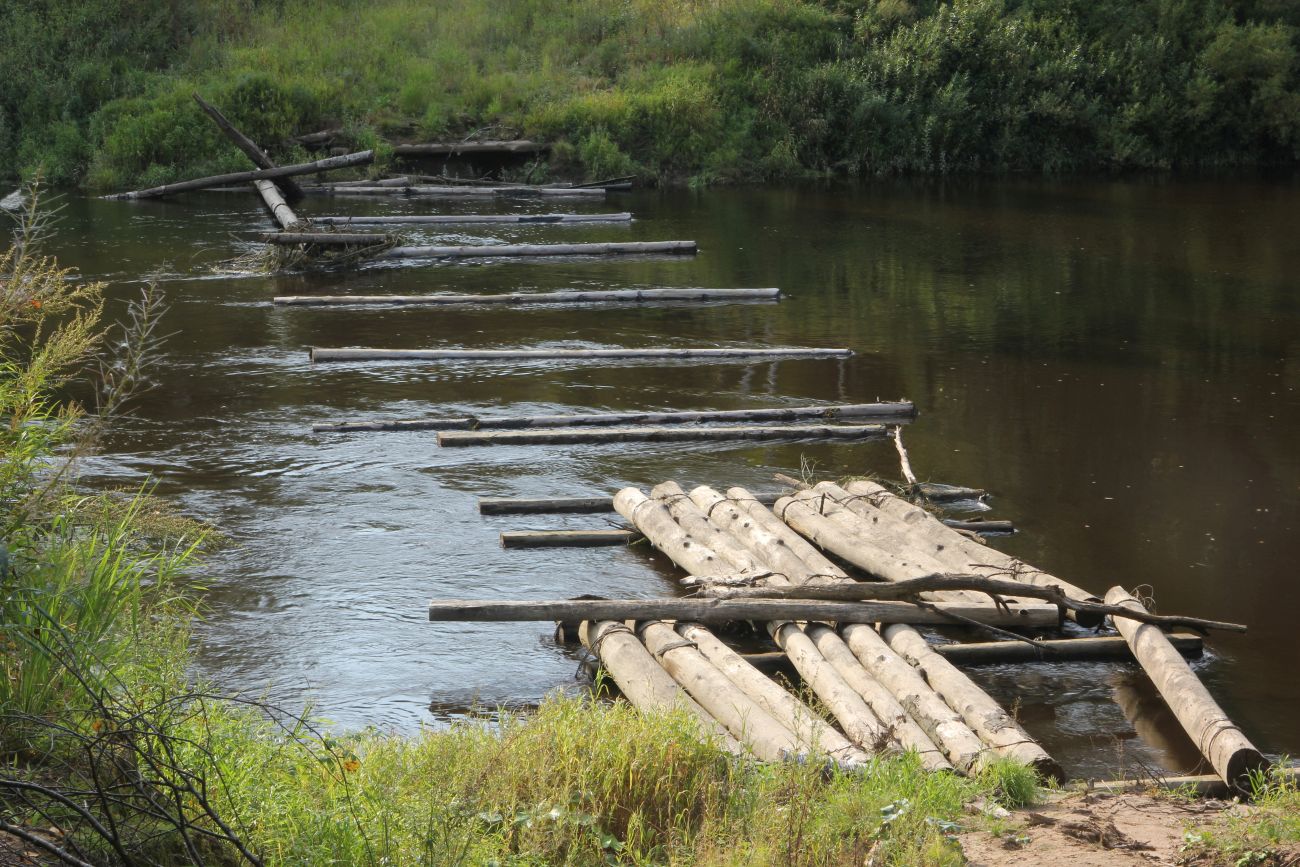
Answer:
[47,175,1300,780]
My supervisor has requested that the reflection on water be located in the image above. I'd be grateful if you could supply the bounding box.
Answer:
[54,175,1300,778]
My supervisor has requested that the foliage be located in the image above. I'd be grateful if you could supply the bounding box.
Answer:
[2,0,1297,186]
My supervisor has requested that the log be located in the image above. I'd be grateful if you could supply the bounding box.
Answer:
[291,128,342,147]
[501,529,637,548]
[192,93,305,203]
[426,598,1061,626]
[317,402,904,433]
[688,486,838,586]
[375,240,693,259]
[102,150,375,200]
[436,424,887,447]
[1082,765,1299,798]
[614,488,737,577]
[578,620,740,753]
[934,634,1203,664]
[942,519,1014,534]
[312,212,633,225]
[276,287,781,307]
[481,496,629,515]
[637,621,804,763]
[393,140,549,156]
[311,346,853,363]
[314,185,602,197]
[882,624,1064,780]
[840,624,988,773]
[652,482,766,576]
[677,623,868,766]
[259,232,394,246]
[253,179,302,231]
[842,479,1105,623]
[1104,586,1267,792]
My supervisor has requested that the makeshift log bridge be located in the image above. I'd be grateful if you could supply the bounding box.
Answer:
[430,477,1265,791]
[274,287,779,307]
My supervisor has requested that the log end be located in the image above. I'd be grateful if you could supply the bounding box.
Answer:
[1225,749,1272,796]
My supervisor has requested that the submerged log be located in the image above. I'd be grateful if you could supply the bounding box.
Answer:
[253,179,302,230]
[934,633,1203,664]
[1105,587,1267,792]
[883,624,1064,780]
[315,184,602,197]
[375,240,694,259]
[311,346,853,363]
[393,140,550,156]
[193,93,304,203]
[102,150,375,200]
[501,529,636,548]
[259,231,394,246]
[436,424,887,447]
[317,402,904,433]
[578,620,740,753]
[312,212,633,225]
[276,287,780,307]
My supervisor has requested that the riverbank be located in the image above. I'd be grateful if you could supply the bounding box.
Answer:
[3,0,1298,189]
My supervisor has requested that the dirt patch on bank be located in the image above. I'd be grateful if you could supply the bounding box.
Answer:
[957,791,1299,866]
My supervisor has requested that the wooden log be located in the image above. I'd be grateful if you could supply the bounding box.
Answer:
[841,479,1104,624]
[437,424,887,448]
[376,240,693,259]
[638,621,804,763]
[688,486,837,586]
[102,150,375,200]
[312,212,634,225]
[276,287,781,307]
[677,622,869,767]
[192,93,305,203]
[1104,586,1267,793]
[883,624,1064,780]
[578,620,740,753]
[426,597,1061,626]
[393,140,549,156]
[314,402,896,432]
[291,128,342,147]
[725,487,853,579]
[934,634,1203,664]
[652,482,767,575]
[314,185,603,197]
[501,529,637,548]
[1081,765,1299,798]
[253,179,302,231]
[479,493,782,515]
[259,232,393,246]
[311,346,852,363]
[942,519,1014,534]
[840,624,988,773]
[614,488,738,577]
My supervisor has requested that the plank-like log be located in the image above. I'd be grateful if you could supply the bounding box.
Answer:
[276,287,780,307]
[677,623,868,767]
[315,185,603,198]
[883,624,1064,780]
[437,424,887,447]
[259,232,394,245]
[316,402,904,433]
[934,634,1203,664]
[311,346,852,363]
[253,179,302,230]
[501,529,637,548]
[481,496,629,515]
[425,597,1061,626]
[312,212,633,225]
[376,240,693,259]
[1105,586,1267,793]
[842,479,1103,624]
[192,93,305,203]
[393,140,549,156]
[1083,766,1299,798]
[102,150,375,200]
[578,620,740,753]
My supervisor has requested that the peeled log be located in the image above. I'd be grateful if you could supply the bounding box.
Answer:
[312,346,852,363]
[883,624,1064,781]
[727,487,847,579]
[437,424,886,448]
[501,529,636,548]
[277,288,779,307]
[253,179,302,230]
[678,623,867,767]
[1105,586,1267,792]
[840,624,988,773]
[579,620,740,753]
[313,212,632,225]
[842,479,1103,625]
[639,621,803,763]
[377,240,692,259]
[102,150,375,200]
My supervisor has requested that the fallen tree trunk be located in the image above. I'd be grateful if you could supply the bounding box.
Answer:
[102,150,375,200]
[436,424,887,447]
[1105,586,1267,793]
[277,287,780,307]
[311,346,852,363]
[317,402,904,432]
[425,597,1061,626]
[192,93,305,203]
[393,140,549,156]
[883,624,1064,780]
[375,240,694,259]
[253,179,302,230]
[313,212,633,225]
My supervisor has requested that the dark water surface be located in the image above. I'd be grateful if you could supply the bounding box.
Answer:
[53,176,1300,780]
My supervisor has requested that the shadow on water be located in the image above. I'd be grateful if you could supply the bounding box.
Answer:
[55,175,1300,778]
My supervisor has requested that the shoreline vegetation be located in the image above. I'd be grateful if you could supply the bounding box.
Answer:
[3,0,1299,189]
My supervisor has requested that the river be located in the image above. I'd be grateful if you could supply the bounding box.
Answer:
[47,175,1300,779]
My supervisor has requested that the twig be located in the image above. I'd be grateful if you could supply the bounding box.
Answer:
[893,425,918,488]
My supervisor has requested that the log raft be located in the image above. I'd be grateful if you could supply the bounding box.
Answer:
[277,288,780,307]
